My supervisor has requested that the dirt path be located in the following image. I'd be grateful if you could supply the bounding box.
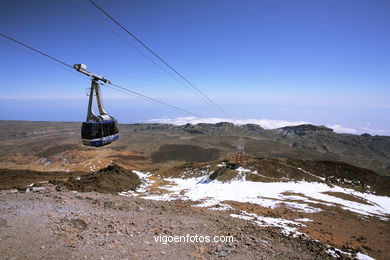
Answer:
[0,185,332,260]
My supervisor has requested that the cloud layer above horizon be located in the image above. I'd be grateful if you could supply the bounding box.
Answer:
[149,117,388,136]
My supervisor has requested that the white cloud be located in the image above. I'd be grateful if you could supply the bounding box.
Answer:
[361,127,389,136]
[149,117,389,136]
[326,125,358,134]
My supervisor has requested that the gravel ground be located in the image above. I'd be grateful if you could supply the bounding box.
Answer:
[0,185,332,260]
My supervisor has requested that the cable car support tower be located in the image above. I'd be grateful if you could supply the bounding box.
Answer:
[235,135,245,166]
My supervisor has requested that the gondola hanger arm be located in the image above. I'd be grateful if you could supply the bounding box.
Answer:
[73,63,111,84]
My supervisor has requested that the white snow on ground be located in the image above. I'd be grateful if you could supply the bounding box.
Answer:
[122,167,390,224]
[325,248,375,260]
[140,174,390,221]
[326,248,351,258]
[120,167,389,259]
[217,162,226,167]
[132,170,154,192]
[119,171,154,196]
[356,252,376,260]
[231,211,306,236]
[294,218,313,222]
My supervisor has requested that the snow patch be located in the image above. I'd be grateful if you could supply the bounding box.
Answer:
[356,252,376,260]
[119,170,154,196]
[231,211,306,236]
[294,218,313,222]
[142,176,390,220]
[121,166,389,256]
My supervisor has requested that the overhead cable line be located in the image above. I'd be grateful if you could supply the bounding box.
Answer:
[106,83,201,117]
[87,0,233,119]
[68,0,206,102]
[0,33,200,117]
[0,38,84,79]
[0,32,73,69]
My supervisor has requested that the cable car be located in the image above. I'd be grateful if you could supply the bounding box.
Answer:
[74,64,119,147]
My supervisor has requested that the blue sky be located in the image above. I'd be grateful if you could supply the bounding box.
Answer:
[1,0,389,135]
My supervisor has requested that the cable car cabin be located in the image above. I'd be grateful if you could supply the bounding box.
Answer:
[81,119,119,147]
[73,63,120,147]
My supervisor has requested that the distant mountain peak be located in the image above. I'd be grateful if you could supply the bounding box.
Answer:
[278,124,333,137]
[280,124,333,132]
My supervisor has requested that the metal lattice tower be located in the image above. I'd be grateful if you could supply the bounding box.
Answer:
[235,136,245,165]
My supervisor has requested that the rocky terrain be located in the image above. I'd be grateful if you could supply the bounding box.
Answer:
[1,120,389,259]
[0,120,389,176]
[1,161,389,259]
[0,182,332,260]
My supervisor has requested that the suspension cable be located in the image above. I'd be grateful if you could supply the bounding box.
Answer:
[68,0,206,102]
[0,33,73,69]
[86,0,233,119]
[0,32,201,117]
